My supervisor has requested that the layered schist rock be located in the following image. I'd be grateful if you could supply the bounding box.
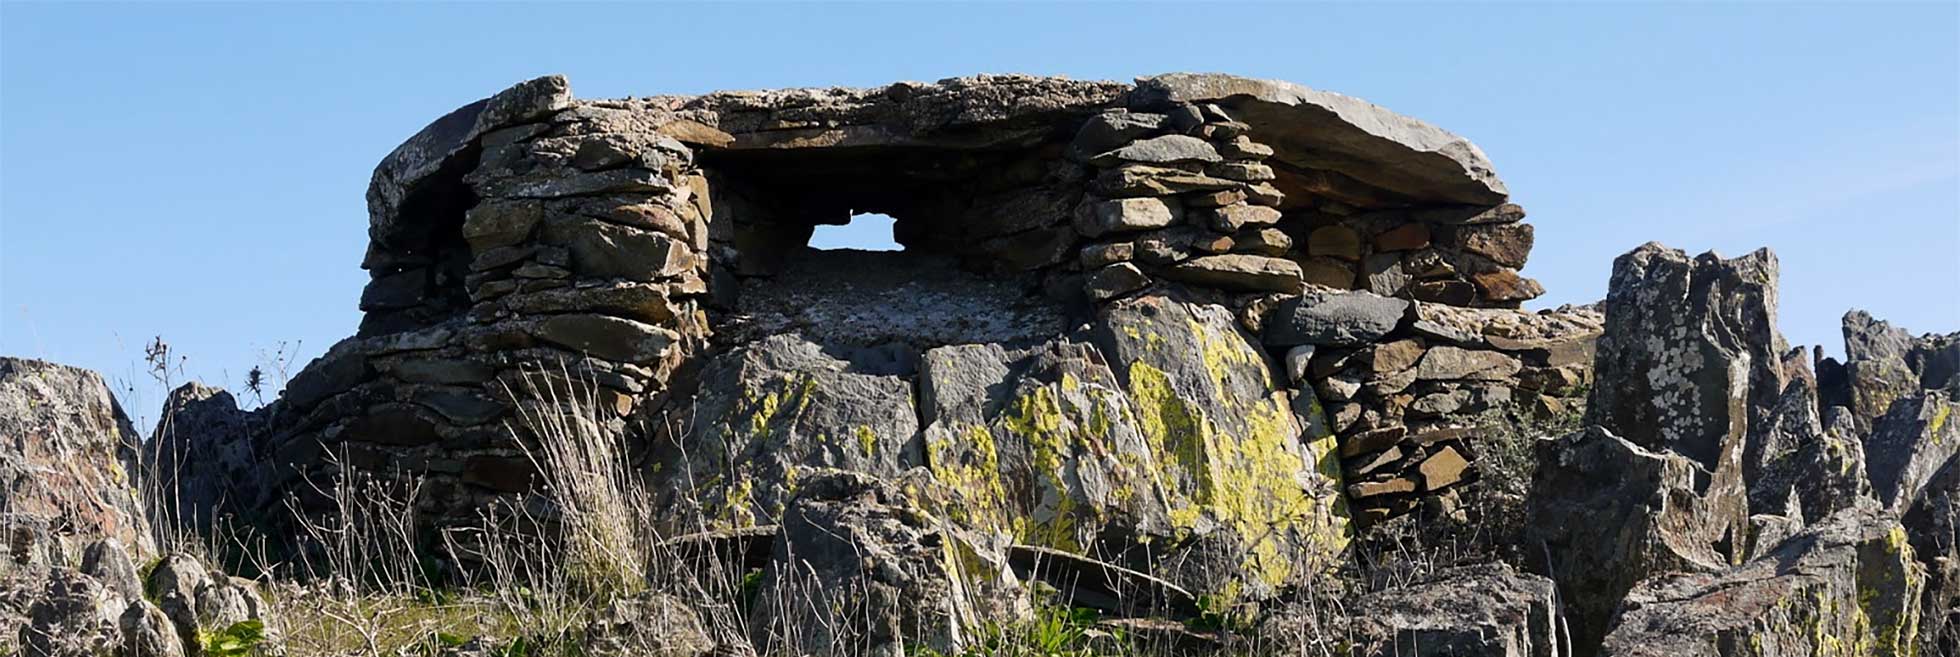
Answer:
[152,73,1556,610]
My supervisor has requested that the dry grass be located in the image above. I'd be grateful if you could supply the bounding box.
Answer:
[134,357,1434,656]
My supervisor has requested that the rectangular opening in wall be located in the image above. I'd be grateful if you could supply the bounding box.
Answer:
[808,212,900,251]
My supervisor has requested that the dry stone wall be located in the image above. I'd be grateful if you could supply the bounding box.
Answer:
[160,73,1589,600]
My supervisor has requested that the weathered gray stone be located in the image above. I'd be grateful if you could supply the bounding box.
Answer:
[1090,134,1221,166]
[1587,243,1786,472]
[1090,295,1349,600]
[148,383,263,540]
[647,335,918,529]
[1070,110,1169,157]
[20,569,119,656]
[1743,378,1870,523]
[541,217,693,282]
[118,601,184,657]
[531,313,678,364]
[1085,262,1150,301]
[748,470,1014,657]
[1863,390,1959,513]
[1263,290,1410,347]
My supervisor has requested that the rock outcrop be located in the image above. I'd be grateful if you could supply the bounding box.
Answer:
[0,358,154,564]
[1600,503,1922,657]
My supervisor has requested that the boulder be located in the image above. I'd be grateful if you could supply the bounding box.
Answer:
[1600,502,1923,657]
[747,470,1018,657]
[0,358,155,562]
[1863,390,1959,513]
[1343,562,1563,657]
[647,334,919,530]
[1090,295,1349,600]
[916,341,1178,559]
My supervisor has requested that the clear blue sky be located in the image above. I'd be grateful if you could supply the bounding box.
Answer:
[4,3,1956,428]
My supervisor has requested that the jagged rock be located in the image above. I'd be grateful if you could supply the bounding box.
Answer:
[1550,243,1785,649]
[1341,562,1563,657]
[747,470,1016,657]
[149,383,262,534]
[1743,378,1870,523]
[0,358,155,562]
[1587,243,1786,474]
[1824,311,1960,433]
[1263,289,1410,347]
[79,539,141,604]
[648,334,918,529]
[118,601,185,657]
[1903,456,1960,656]
[1601,502,1923,657]
[1526,426,1743,654]
[19,569,120,657]
[1863,390,1959,512]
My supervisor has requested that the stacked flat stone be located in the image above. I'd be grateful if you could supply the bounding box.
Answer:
[259,77,717,516]
[1070,102,1299,302]
[1264,290,1602,524]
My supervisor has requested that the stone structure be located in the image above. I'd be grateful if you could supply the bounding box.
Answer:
[156,73,1590,603]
